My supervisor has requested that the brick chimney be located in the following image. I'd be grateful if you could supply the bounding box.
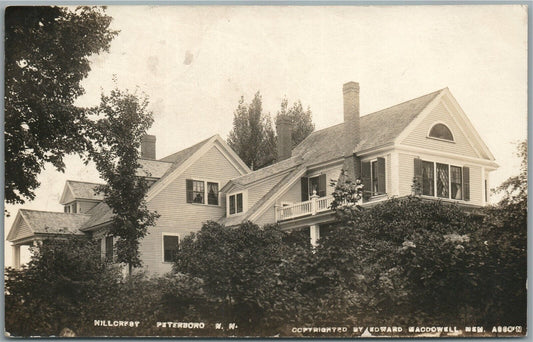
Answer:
[276,115,292,161]
[141,135,156,159]
[343,82,360,155]
[342,82,361,181]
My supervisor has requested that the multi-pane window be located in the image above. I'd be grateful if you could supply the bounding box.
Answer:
[421,161,434,196]
[361,158,386,199]
[163,235,179,263]
[186,179,219,205]
[229,193,244,215]
[436,163,449,198]
[207,182,219,205]
[450,166,463,200]
[417,159,468,201]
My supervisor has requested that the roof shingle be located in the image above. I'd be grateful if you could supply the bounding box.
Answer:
[20,209,90,235]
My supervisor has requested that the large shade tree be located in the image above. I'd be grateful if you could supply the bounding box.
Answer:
[227,93,315,170]
[5,6,117,204]
[90,87,159,275]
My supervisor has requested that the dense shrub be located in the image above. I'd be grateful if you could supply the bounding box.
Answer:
[5,238,121,336]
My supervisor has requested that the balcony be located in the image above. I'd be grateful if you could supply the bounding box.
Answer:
[276,194,334,221]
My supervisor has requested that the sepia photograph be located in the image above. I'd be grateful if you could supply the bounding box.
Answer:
[3,4,528,338]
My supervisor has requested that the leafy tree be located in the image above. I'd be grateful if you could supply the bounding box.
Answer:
[227,92,276,170]
[479,140,527,326]
[5,6,118,204]
[174,221,314,335]
[275,97,315,150]
[5,238,121,337]
[90,87,159,275]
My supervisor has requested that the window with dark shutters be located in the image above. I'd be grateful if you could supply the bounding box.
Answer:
[377,157,386,194]
[301,177,309,201]
[318,174,327,197]
[416,159,470,201]
[186,179,193,203]
[361,161,371,200]
[105,236,113,261]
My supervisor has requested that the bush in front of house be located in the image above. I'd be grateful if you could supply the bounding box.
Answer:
[5,238,122,336]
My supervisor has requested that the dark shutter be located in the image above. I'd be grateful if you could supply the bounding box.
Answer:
[105,236,113,261]
[301,177,309,201]
[361,161,371,201]
[354,156,362,180]
[463,166,470,201]
[413,158,422,195]
[186,179,193,203]
[318,174,327,197]
[377,157,386,194]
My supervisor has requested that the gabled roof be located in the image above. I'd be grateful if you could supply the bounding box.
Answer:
[293,88,444,162]
[221,88,447,224]
[81,134,251,230]
[7,209,90,242]
[137,159,173,178]
[60,180,105,204]
[219,164,307,227]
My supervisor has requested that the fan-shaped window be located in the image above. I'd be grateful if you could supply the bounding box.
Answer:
[428,123,454,141]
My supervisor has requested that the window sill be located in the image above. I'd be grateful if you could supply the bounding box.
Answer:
[426,136,456,144]
[188,203,221,208]
[421,195,467,203]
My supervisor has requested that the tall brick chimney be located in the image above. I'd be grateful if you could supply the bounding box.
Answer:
[141,135,156,160]
[342,82,361,182]
[276,115,292,161]
[343,81,360,155]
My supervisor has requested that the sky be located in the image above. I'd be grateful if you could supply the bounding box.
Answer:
[4,5,528,266]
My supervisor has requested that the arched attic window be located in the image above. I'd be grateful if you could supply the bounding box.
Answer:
[428,123,454,142]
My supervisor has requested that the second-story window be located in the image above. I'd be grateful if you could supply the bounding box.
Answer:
[229,193,243,215]
[361,157,386,199]
[186,179,219,205]
[414,158,469,201]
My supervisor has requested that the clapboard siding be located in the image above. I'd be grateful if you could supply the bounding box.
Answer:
[14,217,32,240]
[397,152,483,206]
[247,173,287,210]
[140,146,244,274]
[399,153,415,196]
[401,102,479,158]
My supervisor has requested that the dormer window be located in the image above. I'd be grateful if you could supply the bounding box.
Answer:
[428,123,454,141]
[227,191,247,216]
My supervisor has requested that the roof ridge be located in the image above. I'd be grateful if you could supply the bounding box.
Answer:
[158,135,216,162]
[66,180,104,185]
[363,88,445,117]
[20,208,92,215]
[139,158,173,164]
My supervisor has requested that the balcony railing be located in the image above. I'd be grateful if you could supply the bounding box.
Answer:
[276,194,334,221]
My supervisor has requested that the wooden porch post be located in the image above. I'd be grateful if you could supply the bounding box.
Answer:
[310,225,320,247]
[12,244,20,269]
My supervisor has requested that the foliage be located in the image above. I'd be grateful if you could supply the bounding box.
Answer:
[227,93,315,170]
[227,92,276,170]
[5,6,118,204]
[313,197,488,325]
[173,221,314,335]
[5,238,121,337]
[275,98,315,151]
[90,87,159,274]
[493,140,527,206]
[329,169,364,212]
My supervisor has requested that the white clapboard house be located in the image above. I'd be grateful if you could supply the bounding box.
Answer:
[7,82,498,274]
